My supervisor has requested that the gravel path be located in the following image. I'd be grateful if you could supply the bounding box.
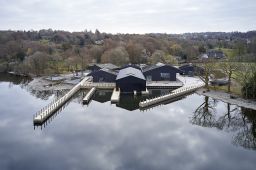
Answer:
[197,88,256,110]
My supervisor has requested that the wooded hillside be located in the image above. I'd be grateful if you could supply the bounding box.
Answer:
[0,29,255,75]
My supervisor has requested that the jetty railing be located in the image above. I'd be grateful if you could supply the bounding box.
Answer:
[33,77,88,124]
[139,83,205,108]
[82,82,115,89]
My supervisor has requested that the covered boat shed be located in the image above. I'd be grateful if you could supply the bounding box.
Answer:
[87,68,117,82]
[116,67,146,93]
[87,63,119,72]
[179,64,204,76]
[143,64,182,81]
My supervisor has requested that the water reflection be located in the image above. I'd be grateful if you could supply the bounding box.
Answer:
[191,96,217,127]
[0,73,31,88]
[2,73,256,170]
[192,96,256,150]
[92,90,112,103]
[233,108,256,150]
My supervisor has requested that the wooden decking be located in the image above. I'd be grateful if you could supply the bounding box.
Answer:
[33,78,88,124]
[111,88,120,103]
[81,82,115,89]
[33,75,204,125]
[83,87,96,103]
[146,80,183,89]
[139,83,205,108]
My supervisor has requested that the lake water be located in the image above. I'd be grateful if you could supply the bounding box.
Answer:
[0,73,256,170]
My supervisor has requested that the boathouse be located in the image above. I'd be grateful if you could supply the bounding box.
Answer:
[179,64,204,76]
[88,63,119,72]
[116,67,146,93]
[142,64,182,81]
[87,68,117,82]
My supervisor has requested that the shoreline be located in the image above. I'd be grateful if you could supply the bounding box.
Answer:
[7,72,256,110]
[196,88,256,110]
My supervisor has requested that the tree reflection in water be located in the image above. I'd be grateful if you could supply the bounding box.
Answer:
[192,96,256,150]
[191,96,217,127]
[233,108,256,150]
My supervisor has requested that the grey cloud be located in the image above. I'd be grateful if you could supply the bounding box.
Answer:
[0,0,255,33]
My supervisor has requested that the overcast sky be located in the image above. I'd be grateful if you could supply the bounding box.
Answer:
[0,0,256,34]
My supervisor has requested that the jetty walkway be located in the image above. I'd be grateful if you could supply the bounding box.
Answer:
[33,77,89,124]
[33,78,118,124]
[139,83,205,108]
[34,75,205,124]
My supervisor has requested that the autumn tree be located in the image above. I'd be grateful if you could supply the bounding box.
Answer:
[101,46,129,66]
[23,51,50,75]
[149,50,165,64]
[125,41,144,64]
[89,46,104,63]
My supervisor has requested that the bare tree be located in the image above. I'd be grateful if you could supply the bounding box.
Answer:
[198,59,216,91]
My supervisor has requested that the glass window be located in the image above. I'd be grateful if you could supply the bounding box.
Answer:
[160,73,170,80]
[146,75,152,81]
[99,77,104,82]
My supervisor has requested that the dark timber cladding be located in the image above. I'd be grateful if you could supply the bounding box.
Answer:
[179,64,204,76]
[116,67,146,92]
[87,68,117,82]
[143,64,182,81]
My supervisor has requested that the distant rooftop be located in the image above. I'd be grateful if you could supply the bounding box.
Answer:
[100,68,118,75]
[89,63,119,70]
[142,63,182,73]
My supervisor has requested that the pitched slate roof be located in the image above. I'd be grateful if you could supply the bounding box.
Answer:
[119,64,142,71]
[88,68,117,76]
[89,63,119,70]
[142,64,183,73]
[116,67,145,80]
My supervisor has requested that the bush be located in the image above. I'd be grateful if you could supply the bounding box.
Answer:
[242,71,256,99]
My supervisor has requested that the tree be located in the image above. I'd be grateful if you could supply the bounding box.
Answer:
[74,47,88,75]
[198,45,206,53]
[220,50,239,92]
[235,63,256,99]
[149,50,165,64]
[101,47,129,65]
[170,44,182,56]
[23,51,50,75]
[89,46,104,63]
[198,59,216,91]
[125,41,144,64]
[163,54,178,65]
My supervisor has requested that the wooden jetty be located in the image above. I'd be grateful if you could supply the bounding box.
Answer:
[139,83,205,108]
[81,82,115,89]
[83,87,96,103]
[141,88,149,95]
[33,78,88,124]
[111,88,120,103]
[146,80,183,89]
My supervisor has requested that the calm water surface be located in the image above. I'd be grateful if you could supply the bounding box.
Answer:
[0,73,256,170]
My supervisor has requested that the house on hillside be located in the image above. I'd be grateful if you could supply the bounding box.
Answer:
[116,67,146,93]
[87,63,119,72]
[207,50,225,59]
[179,64,204,76]
[142,63,183,81]
[87,68,117,82]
